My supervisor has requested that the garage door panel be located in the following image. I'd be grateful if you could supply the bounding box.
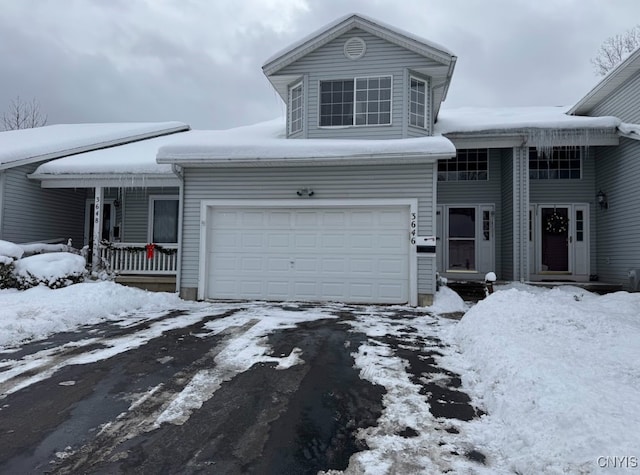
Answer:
[206,206,410,303]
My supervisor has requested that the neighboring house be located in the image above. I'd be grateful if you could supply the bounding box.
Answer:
[0,122,189,288]
[16,14,640,302]
[568,47,640,290]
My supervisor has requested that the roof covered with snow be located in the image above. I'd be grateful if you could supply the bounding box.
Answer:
[32,130,192,183]
[434,106,621,135]
[156,118,456,167]
[0,122,189,170]
[569,46,640,116]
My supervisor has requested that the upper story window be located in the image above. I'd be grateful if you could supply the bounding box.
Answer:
[319,76,392,127]
[289,82,303,135]
[409,76,427,129]
[529,147,581,179]
[438,149,489,181]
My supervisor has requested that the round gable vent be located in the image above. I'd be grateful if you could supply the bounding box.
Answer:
[344,37,366,60]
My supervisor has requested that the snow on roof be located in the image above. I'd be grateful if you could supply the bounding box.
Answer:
[618,122,640,140]
[434,106,621,135]
[34,129,193,176]
[156,118,456,166]
[0,122,189,170]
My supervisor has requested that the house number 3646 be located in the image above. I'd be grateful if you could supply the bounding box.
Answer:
[410,212,417,244]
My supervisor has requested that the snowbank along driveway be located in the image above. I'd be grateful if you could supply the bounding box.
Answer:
[0,299,491,474]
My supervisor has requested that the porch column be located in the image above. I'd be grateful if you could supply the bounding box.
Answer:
[92,186,103,272]
[512,146,530,282]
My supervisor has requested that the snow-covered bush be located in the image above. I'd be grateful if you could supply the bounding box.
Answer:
[0,239,89,290]
[12,252,87,290]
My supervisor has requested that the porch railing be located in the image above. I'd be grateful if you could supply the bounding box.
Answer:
[100,242,178,275]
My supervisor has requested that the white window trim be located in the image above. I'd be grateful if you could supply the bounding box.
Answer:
[148,195,179,244]
[288,81,304,135]
[317,75,393,128]
[408,75,428,130]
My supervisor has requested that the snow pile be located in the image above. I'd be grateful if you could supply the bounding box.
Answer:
[12,252,86,288]
[20,242,71,256]
[444,286,640,474]
[0,239,24,261]
[0,281,187,347]
[427,285,468,314]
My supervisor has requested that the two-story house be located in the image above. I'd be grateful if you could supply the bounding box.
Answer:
[23,13,639,303]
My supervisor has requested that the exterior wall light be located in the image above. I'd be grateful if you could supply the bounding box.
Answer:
[596,190,608,209]
[296,188,315,197]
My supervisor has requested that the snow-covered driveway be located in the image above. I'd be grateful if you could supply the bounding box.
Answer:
[0,286,489,474]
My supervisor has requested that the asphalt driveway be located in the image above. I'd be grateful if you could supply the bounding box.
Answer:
[0,302,485,474]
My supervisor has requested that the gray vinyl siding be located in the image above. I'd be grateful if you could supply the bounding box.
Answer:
[594,138,640,289]
[500,148,514,280]
[180,163,437,296]
[590,69,640,123]
[1,163,85,245]
[436,149,503,278]
[122,187,179,242]
[529,147,597,274]
[277,28,440,140]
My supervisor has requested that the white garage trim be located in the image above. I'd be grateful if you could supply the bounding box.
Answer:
[198,198,418,305]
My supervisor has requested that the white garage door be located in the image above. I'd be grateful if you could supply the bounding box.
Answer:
[205,205,410,303]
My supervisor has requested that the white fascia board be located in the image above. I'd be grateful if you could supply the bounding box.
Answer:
[30,174,180,189]
[0,124,190,171]
[158,152,455,168]
[444,128,619,148]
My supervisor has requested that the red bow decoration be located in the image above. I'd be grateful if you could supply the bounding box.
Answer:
[146,243,155,259]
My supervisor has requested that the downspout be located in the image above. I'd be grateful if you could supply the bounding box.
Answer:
[172,164,184,296]
[0,171,5,239]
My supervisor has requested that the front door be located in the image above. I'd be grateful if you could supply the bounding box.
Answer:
[532,204,589,280]
[85,201,114,245]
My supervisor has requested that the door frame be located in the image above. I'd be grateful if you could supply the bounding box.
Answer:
[436,203,495,278]
[529,203,590,281]
[198,198,419,305]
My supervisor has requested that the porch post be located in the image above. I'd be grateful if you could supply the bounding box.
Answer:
[512,146,530,282]
[92,186,104,272]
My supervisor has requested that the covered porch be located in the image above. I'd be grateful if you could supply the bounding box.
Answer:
[28,131,191,291]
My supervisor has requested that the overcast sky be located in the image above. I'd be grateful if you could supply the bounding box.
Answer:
[1,0,639,130]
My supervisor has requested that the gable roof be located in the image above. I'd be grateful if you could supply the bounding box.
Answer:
[569,46,640,116]
[0,121,189,171]
[262,14,457,117]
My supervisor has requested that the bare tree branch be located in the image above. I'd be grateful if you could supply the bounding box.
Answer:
[2,96,48,131]
[591,25,640,76]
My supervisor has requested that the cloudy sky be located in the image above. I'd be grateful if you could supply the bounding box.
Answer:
[1,0,639,130]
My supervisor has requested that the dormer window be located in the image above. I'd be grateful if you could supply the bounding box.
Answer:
[289,82,303,135]
[319,76,392,127]
[409,76,427,129]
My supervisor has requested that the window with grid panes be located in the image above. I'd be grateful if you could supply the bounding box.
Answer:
[529,147,581,179]
[438,149,488,181]
[409,76,426,128]
[289,82,303,134]
[319,76,391,126]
